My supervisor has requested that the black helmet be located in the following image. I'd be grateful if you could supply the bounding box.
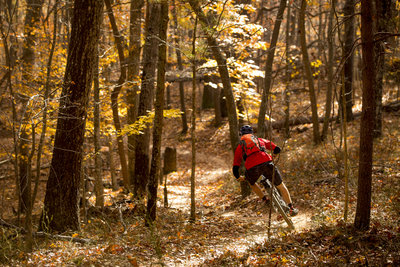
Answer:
[240,125,253,135]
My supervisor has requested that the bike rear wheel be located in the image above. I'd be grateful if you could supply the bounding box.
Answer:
[259,175,294,229]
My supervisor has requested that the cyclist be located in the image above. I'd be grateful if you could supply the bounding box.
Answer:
[232,125,298,216]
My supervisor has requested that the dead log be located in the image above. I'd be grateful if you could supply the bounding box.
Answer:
[270,100,400,129]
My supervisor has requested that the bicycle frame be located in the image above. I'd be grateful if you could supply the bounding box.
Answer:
[259,175,294,229]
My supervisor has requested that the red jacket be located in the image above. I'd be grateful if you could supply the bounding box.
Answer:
[233,137,276,170]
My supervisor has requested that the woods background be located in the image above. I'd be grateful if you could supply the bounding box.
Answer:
[0,0,400,265]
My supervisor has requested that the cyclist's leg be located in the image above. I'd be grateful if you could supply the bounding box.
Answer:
[276,182,292,205]
[245,167,268,201]
[263,163,294,205]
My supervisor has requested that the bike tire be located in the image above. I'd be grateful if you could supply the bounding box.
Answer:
[271,188,294,229]
[260,177,294,229]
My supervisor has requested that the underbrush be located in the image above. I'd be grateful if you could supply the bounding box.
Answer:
[204,223,400,266]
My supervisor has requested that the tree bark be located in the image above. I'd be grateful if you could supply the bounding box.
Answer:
[321,0,336,140]
[172,0,189,134]
[299,0,321,145]
[284,1,291,138]
[374,0,393,138]
[147,0,168,224]
[214,87,222,126]
[19,0,43,215]
[354,0,376,231]
[93,40,104,207]
[257,0,286,137]
[127,0,144,187]
[341,0,355,122]
[188,0,239,152]
[39,0,103,232]
[190,17,198,223]
[134,1,161,198]
[104,0,130,190]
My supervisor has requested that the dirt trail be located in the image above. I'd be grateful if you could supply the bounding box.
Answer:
[161,150,311,266]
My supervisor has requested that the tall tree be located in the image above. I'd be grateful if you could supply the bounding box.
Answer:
[354,0,376,230]
[39,0,103,232]
[321,0,336,140]
[147,0,168,224]
[93,36,104,207]
[19,0,43,214]
[104,0,130,190]
[257,0,286,137]
[299,0,321,145]
[172,0,189,134]
[190,17,197,223]
[134,1,161,197]
[341,0,355,122]
[374,0,393,138]
[283,0,291,138]
[127,0,144,186]
[187,0,239,152]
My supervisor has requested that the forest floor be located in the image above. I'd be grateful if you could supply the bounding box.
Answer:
[1,98,400,266]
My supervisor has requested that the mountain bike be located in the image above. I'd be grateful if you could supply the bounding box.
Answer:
[259,175,295,229]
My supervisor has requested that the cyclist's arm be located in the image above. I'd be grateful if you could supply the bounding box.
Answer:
[233,145,243,180]
[259,138,280,154]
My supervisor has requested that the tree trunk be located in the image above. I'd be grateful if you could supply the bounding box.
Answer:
[354,0,376,231]
[93,41,104,207]
[163,147,177,175]
[257,0,286,137]
[188,0,239,152]
[299,0,321,145]
[190,18,198,223]
[39,0,103,232]
[134,1,161,198]
[341,0,355,122]
[127,0,144,187]
[172,0,189,134]
[33,0,58,221]
[19,0,43,214]
[107,134,118,191]
[284,1,291,138]
[214,87,222,126]
[236,93,246,127]
[374,0,392,138]
[147,0,168,224]
[104,0,130,190]
[202,75,215,109]
[321,0,336,140]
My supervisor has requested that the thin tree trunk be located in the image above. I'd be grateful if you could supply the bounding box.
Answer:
[104,0,130,190]
[188,0,239,152]
[146,0,168,224]
[1,2,22,223]
[39,0,103,232]
[108,134,118,191]
[172,0,188,134]
[190,17,198,223]
[19,0,43,214]
[257,0,286,137]
[134,1,161,198]
[214,87,222,126]
[354,0,375,231]
[284,1,291,138]
[25,121,35,251]
[321,0,336,140]
[93,39,104,207]
[342,0,355,122]
[127,0,144,187]
[299,0,321,145]
[374,0,392,138]
[33,0,58,220]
